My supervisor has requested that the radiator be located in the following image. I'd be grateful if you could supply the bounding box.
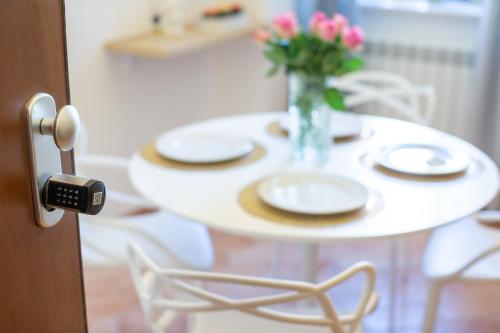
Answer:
[361,35,476,135]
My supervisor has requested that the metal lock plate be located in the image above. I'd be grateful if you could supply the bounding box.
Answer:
[26,93,64,228]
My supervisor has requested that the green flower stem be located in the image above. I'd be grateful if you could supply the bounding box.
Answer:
[289,73,331,165]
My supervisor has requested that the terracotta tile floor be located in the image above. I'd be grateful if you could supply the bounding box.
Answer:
[84,231,500,332]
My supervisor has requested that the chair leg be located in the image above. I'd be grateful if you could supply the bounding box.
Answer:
[422,279,443,333]
[400,237,412,322]
[300,243,319,283]
[401,237,412,287]
[388,239,399,333]
[271,241,283,278]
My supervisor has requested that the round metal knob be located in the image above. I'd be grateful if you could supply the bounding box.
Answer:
[40,105,80,151]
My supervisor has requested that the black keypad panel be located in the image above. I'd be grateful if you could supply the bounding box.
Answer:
[47,182,86,211]
[43,175,105,215]
[55,186,80,208]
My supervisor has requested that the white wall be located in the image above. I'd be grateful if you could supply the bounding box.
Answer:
[65,0,290,157]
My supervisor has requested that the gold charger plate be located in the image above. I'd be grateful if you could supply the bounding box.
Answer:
[239,179,384,227]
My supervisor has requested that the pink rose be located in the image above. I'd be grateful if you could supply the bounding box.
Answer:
[253,29,271,43]
[342,26,364,50]
[309,11,328,33]
[317,19,339,42]
[272,11,299,39]
[332,13,349,32]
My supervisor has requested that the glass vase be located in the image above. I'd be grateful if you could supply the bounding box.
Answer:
[288,73,331,166]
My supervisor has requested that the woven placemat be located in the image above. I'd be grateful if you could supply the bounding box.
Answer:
[238,179,385,227]
[265,121,374,143]
[140,142,266,171]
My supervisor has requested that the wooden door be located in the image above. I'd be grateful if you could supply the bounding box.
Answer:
[0,1,87,332]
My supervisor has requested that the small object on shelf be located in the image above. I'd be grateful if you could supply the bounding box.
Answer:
[202,3,242,18]
[198,2,250,33]
[151,13,163,35]
[150,0,187,35]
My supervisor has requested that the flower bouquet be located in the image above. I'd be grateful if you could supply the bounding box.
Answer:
[255,11,365,164]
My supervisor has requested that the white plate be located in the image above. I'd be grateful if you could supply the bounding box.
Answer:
[279,112,363,139]
[258,172,369,215]
[155,133,254,163]
[376,144,470,176]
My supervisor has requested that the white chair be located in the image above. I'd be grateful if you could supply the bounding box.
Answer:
[330,70,436,329]
[76,155,214,270]
[422,211,500,333]
[75,122,213,269]
[128,242,379,333]
[76,152,214,270]
[278,71,435,326]
[330,70,435,125]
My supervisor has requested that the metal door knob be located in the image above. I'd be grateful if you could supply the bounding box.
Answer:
[40,105,80,151]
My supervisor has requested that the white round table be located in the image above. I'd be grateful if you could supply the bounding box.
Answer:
[130,112,499,242]
[130,112,499,332]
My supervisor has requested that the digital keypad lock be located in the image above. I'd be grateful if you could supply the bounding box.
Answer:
[42,174,105,215]
[26,93,107,227]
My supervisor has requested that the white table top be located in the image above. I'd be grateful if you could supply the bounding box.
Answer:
[129,112,499,242]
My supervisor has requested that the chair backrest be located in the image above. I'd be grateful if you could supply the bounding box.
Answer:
[76,121,144,265]
[330,70,435,125]
[422,212,500,288]
[128,242,377,333]
[75,154,214,271]
[75,145,160,266]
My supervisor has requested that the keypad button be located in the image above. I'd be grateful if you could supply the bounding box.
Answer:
[64,188,68,192]
[75,190,79,194]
